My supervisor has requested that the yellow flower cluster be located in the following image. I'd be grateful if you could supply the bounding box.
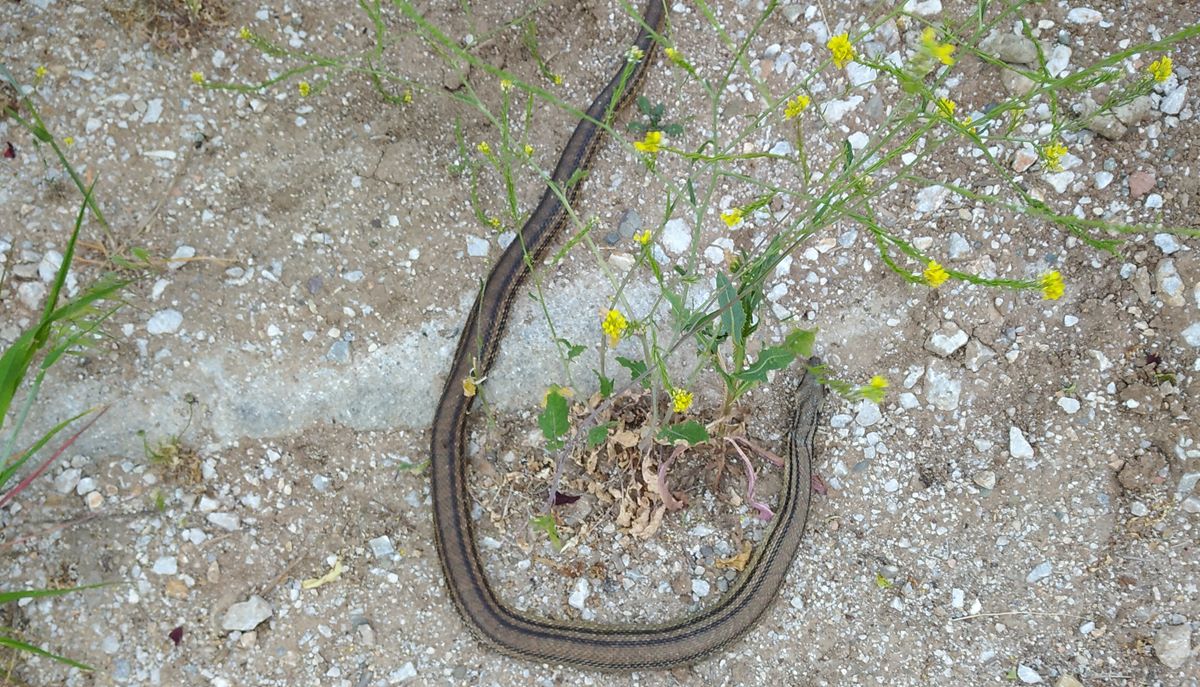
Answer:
[298,81,311,97]
[936,98,956,117]
[1041,141,1067,171]
[602,309,628,346]
[923,260,949,287]
[920,27,956,66]
[627,46,645,63]
[1040,271,1064,300]
[1148,56,1172,83]
[634,229,652,246]
[720,207,744,228]
[476,141,492,155]
[827,33,856,68]
[670,388,693,413]
[784,94,811,120]
[634,130,662,154]
[869,375,889,390]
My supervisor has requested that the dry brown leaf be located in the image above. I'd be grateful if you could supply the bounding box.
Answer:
[715,541,753,572]
[631,504,666,539]
[613,430,640,448]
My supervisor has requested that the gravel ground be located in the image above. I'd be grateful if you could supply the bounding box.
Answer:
[1,0,1198,685]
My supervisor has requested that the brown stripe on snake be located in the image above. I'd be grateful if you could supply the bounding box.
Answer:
[429,0,824,671]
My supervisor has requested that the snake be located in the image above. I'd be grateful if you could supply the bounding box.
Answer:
[429,0,823,671]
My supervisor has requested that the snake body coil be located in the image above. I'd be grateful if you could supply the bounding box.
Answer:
[430,0,822,670]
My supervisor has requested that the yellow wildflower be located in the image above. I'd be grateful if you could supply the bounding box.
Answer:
[627,46,645,63]
[869,375,889,390]
[35,65,47,82]
[721,207,744,228]
[784,94,811,120]
[826,33,856,68]
[500,78,513,92]
[239,26,252,40]
[1040,271,1064,300]
[670,388,694,414]
[298,81,311,97]
[477,141,491,155]
[462,376,479,397]
[1041,141,1067,171]
[403,89,414,104]
[633,130,663,154]
[920,27,956,66]
[634,229,652,246]
[1148,55,1172,83]
[923,260,949,287]
[523,144,534,156]
[935,97,956,117]
[63,136,74,146]
[191,71,204,85]
[601,309,628,346]
[487,216,501,229]
[552,73,563,86]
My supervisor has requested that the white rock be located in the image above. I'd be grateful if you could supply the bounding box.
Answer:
[973,470,997,490]
[1057,397,1081,414]
[1160,85,1187,116]
[950,588,965,609]
[568,578,590,610]
[168,245,195,270]
[691,578,711,597]
[899,392,920,409]
[903,0,942,16]
[847,131,870,150]
[152,556,178,575]
[1145,193,1164,209]
[846,62,877,88]
[222,595,274,632]
[75,477,96,495]
[147,309,183,335]
[1153,623,1192,669]
[54,468,82,494]
[37,250,63,282]
[661,218,691,254]
[389,662,418,682]
[948,232,971,259]
[854,400,882,427]
[465,236,489,257]
[914,184,951,213]
[1009,426,1034,459]
[964,339,996,372]
[369,535,395,558]
[1044,171,1075,194]
[207,512,241,531]
[925,324,969,357]
[1094,171,1114,189]
[1066,7,1102,24]
[818,95,863,124]
[143,98,164,124]
[924,363,961,411]
[1046,45,1072,77]
[17,282,46,310]
[1017,664,1043,683]
[1183,322,1200,347]
[1156,259,1186,306]
[1154,233,1181,255]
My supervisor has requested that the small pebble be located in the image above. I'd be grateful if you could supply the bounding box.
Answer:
[568,579,590,610]
[152,557,178,575]
[1027,561,1052,584]
[1153,622,1192,668]
[1057,397,1080,414]
[369,535,395,558]
[1009,427,1035,459]
[222,595,274,632]
[1017,664,1043,684]
[147,309,183,335]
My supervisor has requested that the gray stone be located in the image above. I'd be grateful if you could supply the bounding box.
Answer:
[1046,45,1072,77]
[152,556,178,575]
[1114,96,1153,125]
[691,578,711,597]
[1161,85,1187,116]
[854,400,882,427]
[389,662,418,682]
[1153,622,1192,668]
[1026,561,1052,583]
[327,340,350,363]
[53,468,82,494]
[1001,70,1036,97]
[1156,259,1186,306]
[1057,397,1081,414]
[617,209,641,239]
[369,535,395,558]
[903,0,941,15]
[914,184,951,214]
[1179,322,1200,347]
[222,595,274,632]
[17,282,46,310]
[568,578,589,610]
[167,245,196,271]
[1066,7,1102,23]
[973,470,996,490]
[925,324,969,357]
[147,309,183,335]
[925,363,961,411]
[465,236,489,257]
[1044,171,1075,194]
[983,33,1039,64]
[1017,664,1043,683]
[964,339,996,372]
[1010,426,1034,459]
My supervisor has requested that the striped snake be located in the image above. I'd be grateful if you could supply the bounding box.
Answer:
[430,0,824,671]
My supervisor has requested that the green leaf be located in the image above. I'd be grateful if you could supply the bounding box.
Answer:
[732,344,797,383]
[657,420,709,445]
[557,338,586,361]
[0,582,108,606]
[715,272,746,348]
[397,459,431,474]
[0,634,92,671]
[784,327,817,357]
[538,389,570,449]
[842,138,854,171]
[874,573,894,589]
[587,422,614,448]
[595,371,614,398]
[615,356,649,388]
[530,514,562,550]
